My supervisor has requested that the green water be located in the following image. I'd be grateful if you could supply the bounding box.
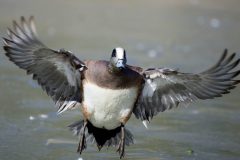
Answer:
[0,0,240,160]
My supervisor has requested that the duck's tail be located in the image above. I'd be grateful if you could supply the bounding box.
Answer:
[68,120,134,150]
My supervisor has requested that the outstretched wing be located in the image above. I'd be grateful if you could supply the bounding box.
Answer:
[134,49,240,121]
[3,16,87,114]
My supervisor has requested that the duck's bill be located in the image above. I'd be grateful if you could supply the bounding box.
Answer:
[116,59,125,68]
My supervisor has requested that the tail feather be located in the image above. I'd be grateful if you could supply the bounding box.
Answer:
[69,120,134,150]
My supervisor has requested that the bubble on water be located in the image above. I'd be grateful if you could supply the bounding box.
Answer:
[29,116,35,120]
[77,158,83,160]
[39,114,48,119]
[210,18,221,28]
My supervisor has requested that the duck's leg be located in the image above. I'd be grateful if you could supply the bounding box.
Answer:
[77,120,87,154]
[116,124,125,159]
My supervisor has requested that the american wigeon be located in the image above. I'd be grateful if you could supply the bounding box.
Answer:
[3,17,240,158]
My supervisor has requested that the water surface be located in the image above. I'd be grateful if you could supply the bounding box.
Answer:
[0,0,240,160]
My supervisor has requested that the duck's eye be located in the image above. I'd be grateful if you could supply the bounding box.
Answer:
[112,49,116,57]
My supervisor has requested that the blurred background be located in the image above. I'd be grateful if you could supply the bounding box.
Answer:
[0,0,240,160]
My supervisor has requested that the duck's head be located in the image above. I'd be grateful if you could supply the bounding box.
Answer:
[109,47,127,72]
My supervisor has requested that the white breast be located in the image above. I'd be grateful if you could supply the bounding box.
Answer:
[83,82,138,130]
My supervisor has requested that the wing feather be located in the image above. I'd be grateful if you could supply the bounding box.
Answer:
[134,50,240,121]
[3,17,87,114]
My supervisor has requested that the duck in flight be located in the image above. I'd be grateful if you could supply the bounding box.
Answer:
[3,17,240,158]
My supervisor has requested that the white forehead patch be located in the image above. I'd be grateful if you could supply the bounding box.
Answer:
[115,47,125,59]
